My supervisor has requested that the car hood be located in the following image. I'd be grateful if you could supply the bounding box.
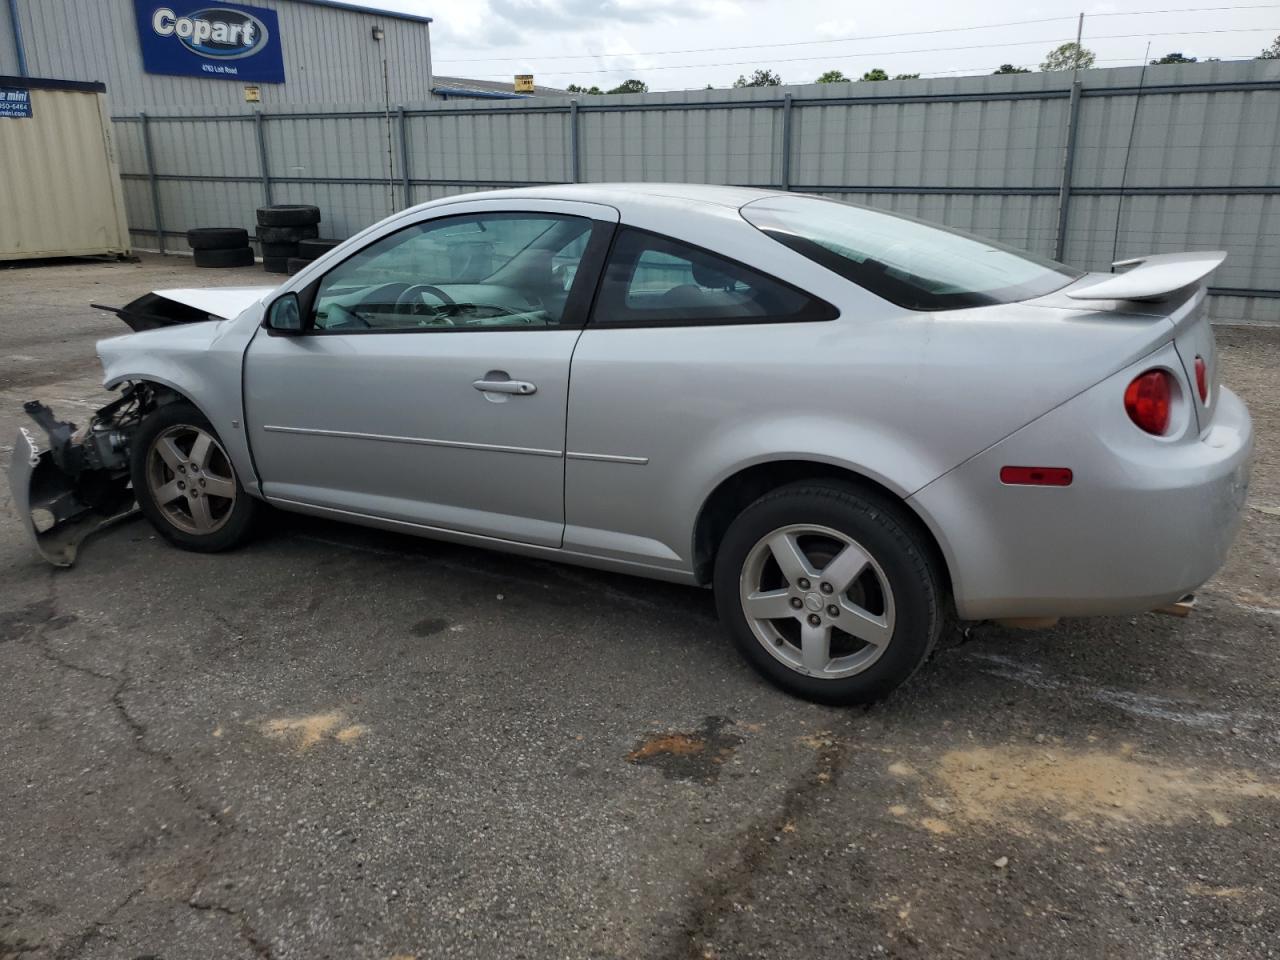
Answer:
[155,286,276,319]
[102,286,276,332]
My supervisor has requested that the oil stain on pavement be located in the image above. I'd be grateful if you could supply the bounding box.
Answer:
[627,716,744,783]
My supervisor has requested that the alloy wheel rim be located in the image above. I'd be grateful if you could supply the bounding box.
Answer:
[739,523,896,679]
[145,424,237,535]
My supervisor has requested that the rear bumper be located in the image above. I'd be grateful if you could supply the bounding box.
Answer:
[911,369,1252,621]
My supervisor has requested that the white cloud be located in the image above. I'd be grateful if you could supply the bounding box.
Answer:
[815,18,858,40]
[417,0,1280,92]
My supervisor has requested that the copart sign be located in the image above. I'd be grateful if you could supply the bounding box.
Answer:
[133,1,285,83]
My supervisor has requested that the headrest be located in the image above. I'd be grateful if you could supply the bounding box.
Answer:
[692,258,734,290]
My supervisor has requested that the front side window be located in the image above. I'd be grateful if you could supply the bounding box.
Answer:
[312,212,597,331]
[592,228,837,326]
[742,195,1082,311]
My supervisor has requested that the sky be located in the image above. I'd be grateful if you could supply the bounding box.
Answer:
[354,0,1279,91]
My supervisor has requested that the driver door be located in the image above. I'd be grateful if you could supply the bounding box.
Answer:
[242,199,618,547]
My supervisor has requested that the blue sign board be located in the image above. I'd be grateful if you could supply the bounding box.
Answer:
[0,86,32,118]
[133,1,285,83]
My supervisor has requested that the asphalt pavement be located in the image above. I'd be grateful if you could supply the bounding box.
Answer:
[1,255,1278,960]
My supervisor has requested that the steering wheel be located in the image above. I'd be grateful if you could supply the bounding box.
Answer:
[395,283,456,321]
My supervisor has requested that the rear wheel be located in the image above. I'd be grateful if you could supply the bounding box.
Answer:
[129,402,258,553]
[713,482,941,704]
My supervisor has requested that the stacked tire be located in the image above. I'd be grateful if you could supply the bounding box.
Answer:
[286,237,342,275]
[187,228,254,268]
[257,204,322,274]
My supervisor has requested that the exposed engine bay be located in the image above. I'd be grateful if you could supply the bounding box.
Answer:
[11,286,267,567]
[12,383,174,566]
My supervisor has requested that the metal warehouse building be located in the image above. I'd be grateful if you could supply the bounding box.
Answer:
[0,0,435,112]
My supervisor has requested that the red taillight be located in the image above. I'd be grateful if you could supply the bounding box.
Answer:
[1000,466,1073,486]
[1124,369,1173,435]
[1194,355,1208,403]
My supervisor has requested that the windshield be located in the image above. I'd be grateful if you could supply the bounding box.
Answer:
[742,195,1082,311]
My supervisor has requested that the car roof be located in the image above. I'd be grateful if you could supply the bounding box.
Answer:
[414,182,785,217]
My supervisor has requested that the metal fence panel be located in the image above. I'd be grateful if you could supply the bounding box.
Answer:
[579,105,779,184]
[265,114,389,182]
[110,59,1280,322]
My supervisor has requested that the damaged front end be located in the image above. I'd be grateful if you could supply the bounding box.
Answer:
[9,385,155,566]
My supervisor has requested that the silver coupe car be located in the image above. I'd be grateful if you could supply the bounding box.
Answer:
[10,184,1253,704]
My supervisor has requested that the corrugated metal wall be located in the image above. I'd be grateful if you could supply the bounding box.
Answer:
[0,84,130,259]
[0,0,433,112]
[112,58,1280,323]
[0,5,14,75]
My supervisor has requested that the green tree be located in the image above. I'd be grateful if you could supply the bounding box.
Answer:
[566,83,603,95]
[607,78,648,94]
[993,63,1031,74]
[860,67,889,81]
[1151,51,1196,64]
[733,68,783,87]
[893,73,921,80]
[816,69,849,83]
[1040,42,1096,72]
[1258,35,1280,59]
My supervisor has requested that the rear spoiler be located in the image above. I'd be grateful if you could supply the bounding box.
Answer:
[1066,251,1226,302]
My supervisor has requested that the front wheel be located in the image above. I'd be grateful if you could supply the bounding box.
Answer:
[129,402,258,553]
[713,482,942,705]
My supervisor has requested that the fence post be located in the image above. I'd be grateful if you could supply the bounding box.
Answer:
[138,111,166,255]
[780,93,794,191]
[254,109,272,206]
[1053,79,1083,262]
[569,99,581,183]
[398,105,411,209]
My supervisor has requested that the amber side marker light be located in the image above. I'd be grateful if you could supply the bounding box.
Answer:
[1000,466,1074,486]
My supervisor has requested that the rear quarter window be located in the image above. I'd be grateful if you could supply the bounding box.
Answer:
[742,195,1082,311]
[592,227,837,327]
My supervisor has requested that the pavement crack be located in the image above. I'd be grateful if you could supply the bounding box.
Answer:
[110,677,229,831]
[674,725,851,959]
[187,898,273,959]
[53,886,141,960]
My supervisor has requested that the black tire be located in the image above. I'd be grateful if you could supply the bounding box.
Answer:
[187,227,249,250]
[129,402,258,554]
[262,256,291,274]
[260,241,299,259]
[286,257,311,275]
[257,224,318,243]
[713,481,942,705]
[256,204,321,227]
[192,246,255,268]
[297,238,340,259]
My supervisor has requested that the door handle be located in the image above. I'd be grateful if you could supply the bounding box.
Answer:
[473,378,536,396]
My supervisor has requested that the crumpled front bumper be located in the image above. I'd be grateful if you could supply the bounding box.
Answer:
[8,425,135,567]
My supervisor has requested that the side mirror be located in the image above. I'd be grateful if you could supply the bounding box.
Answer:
[265,292,304,334]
